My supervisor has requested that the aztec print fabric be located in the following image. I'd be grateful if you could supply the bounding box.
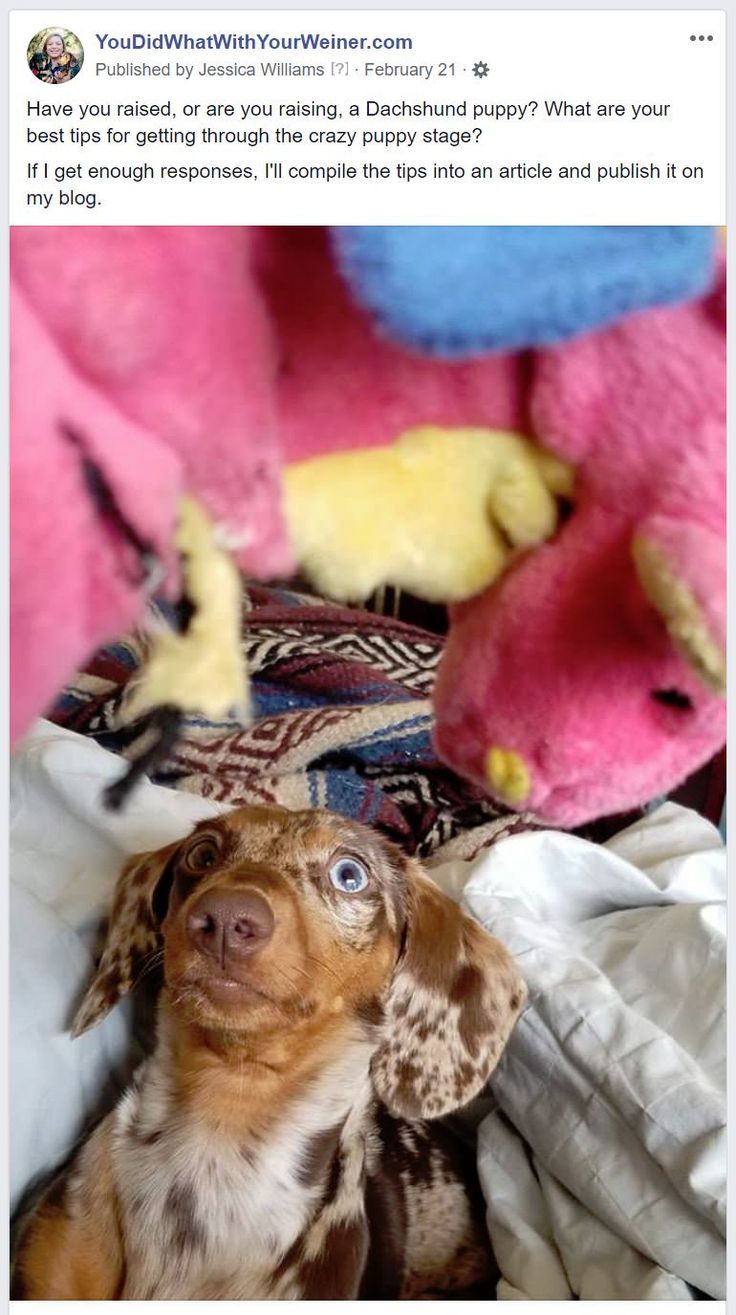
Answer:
[51,584,533,858]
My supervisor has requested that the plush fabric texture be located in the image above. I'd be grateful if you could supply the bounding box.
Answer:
[331,226,718,356]
[11,227,290,577]
[283,426,571,604]
[9,225,540,748]
[10,225,529,748]
[434,264,726,828]
[10,285,182,744]
[10,227,292,745]
[260,227,526,458]
[11,226,724,832]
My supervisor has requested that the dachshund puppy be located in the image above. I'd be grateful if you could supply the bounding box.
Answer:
[13,805,525,1300]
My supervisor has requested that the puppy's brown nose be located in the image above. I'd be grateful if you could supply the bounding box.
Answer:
[186,888,274,964]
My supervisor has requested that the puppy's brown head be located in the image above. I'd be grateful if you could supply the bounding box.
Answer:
[73,805,525,1118]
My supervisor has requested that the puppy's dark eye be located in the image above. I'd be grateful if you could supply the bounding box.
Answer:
[329,857,369,894]
[652,688,694,712]
[184,837,220,872]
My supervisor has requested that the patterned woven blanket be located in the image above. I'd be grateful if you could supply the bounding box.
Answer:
[51,584,532,858]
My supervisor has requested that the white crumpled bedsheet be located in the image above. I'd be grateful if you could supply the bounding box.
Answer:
[11,722,726,1301]
[432,807,726,1300]
[10,720,225,1211]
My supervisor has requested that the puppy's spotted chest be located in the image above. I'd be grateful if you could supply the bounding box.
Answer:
[113,1022,374,1299]
[112,1041,370,1299]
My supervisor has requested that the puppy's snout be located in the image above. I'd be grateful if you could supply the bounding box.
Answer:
[186,888,275,964]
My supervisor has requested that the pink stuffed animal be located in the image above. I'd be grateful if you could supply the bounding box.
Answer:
[10,228,292,743]
[11,227,288,573]
[11,227,725,833]
[11,283,181,742]
[258,227,526,455]
[10,226,527,745]
[433,266,726,828]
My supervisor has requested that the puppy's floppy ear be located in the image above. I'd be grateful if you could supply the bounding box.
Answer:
[371,861,526,1120]
[71,841,180,1037]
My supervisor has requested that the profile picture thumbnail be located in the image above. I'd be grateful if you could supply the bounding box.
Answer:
[27,28,83,84]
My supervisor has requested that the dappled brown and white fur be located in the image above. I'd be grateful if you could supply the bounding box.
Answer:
[13,805,526,1300]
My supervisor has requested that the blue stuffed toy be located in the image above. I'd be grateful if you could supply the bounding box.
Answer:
[332,226,716,357]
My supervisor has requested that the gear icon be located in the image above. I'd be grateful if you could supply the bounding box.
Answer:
[472,60,489,78]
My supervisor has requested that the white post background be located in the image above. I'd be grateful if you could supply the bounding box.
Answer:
[9,9,727,224]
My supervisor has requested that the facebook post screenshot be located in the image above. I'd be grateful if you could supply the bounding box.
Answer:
[7,6,727,1309]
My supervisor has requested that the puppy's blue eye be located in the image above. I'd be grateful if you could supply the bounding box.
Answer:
[329,858,369,894]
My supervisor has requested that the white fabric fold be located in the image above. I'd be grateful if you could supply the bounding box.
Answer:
[10,720,224,1210]
[432,806,726,1299]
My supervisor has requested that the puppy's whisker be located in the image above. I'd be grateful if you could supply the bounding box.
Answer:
[305,952,343,989]
[267,962,311,995]
[133,949,164,987]
[278,960,311,983]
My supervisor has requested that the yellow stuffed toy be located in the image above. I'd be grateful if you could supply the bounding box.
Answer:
[105,495,249,808]
[122,495,249,726]
[102,430,570,809]
[285,426,573,604]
